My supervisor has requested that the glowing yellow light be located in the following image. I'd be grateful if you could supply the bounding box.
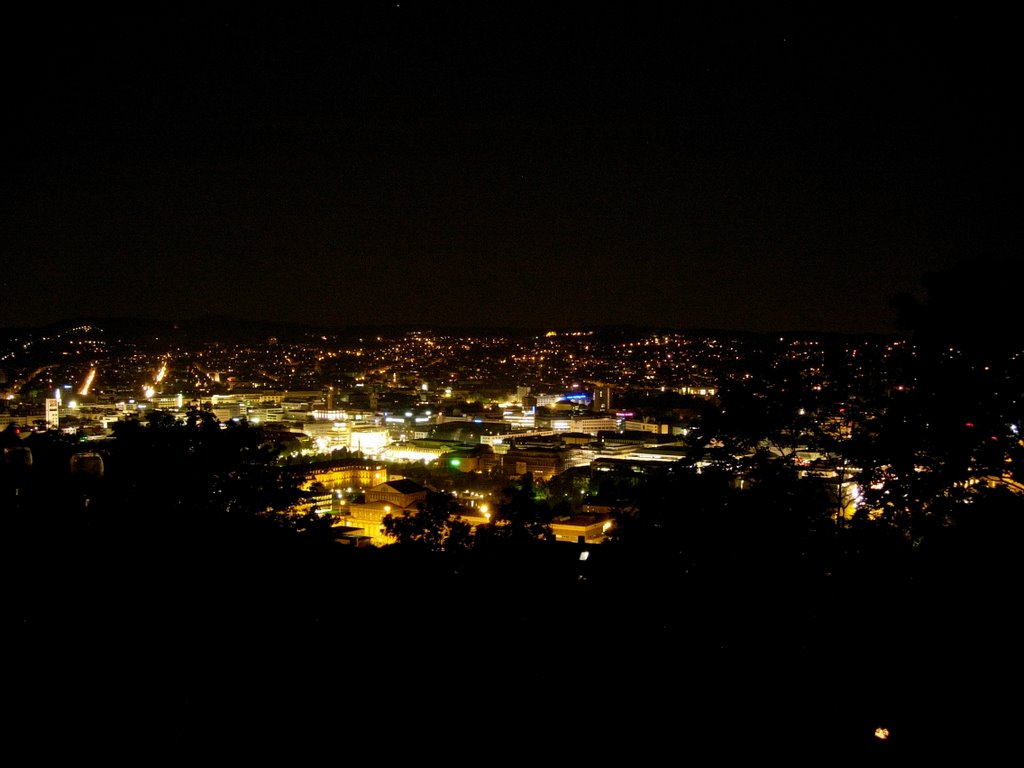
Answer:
[78,368,97,396]
[874,727,890,740]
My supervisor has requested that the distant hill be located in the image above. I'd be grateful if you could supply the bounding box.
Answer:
[2,316,903,348]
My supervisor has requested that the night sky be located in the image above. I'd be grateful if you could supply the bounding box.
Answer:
[4,4,1019,333]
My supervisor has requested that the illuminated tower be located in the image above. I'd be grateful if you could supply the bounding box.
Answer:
[45,398,60,429]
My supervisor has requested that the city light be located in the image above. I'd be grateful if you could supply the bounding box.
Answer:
[78,368,97,396]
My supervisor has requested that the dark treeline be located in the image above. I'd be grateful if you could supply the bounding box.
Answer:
[6,434,1019,756]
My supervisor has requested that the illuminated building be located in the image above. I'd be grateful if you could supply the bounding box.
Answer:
[350,426,389,456]
[536,413,620,435]
[0,408,40,430]
[45,398,59,429]
[623,419,672,435]
[569,416,620,434]
[296,461,388,492]
[676,385,717,397]
[534,394,565,407]
[627,444,690,462]
[550,515,613,544]
[300,420,352,453]
[212,401,244,422]
[342,479,428,546]
[382,439,464,463]
[365,479,428,507]
[292,488,333,517]
[495,445,580,481]
[502,409,536,429]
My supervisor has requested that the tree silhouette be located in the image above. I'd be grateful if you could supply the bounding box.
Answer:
[475,473,554,545]
[874,258,1024,537]
[891,256,1021,359]
[382,490,471,552]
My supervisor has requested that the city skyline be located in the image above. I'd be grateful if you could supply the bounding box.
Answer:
[4,5,1019,333]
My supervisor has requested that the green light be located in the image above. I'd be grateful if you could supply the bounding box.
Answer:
[450,458,461,467]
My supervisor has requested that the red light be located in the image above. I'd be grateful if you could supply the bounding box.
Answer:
[965,423,975,428]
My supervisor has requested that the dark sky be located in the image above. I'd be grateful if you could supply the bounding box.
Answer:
[4,3,1019,333]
